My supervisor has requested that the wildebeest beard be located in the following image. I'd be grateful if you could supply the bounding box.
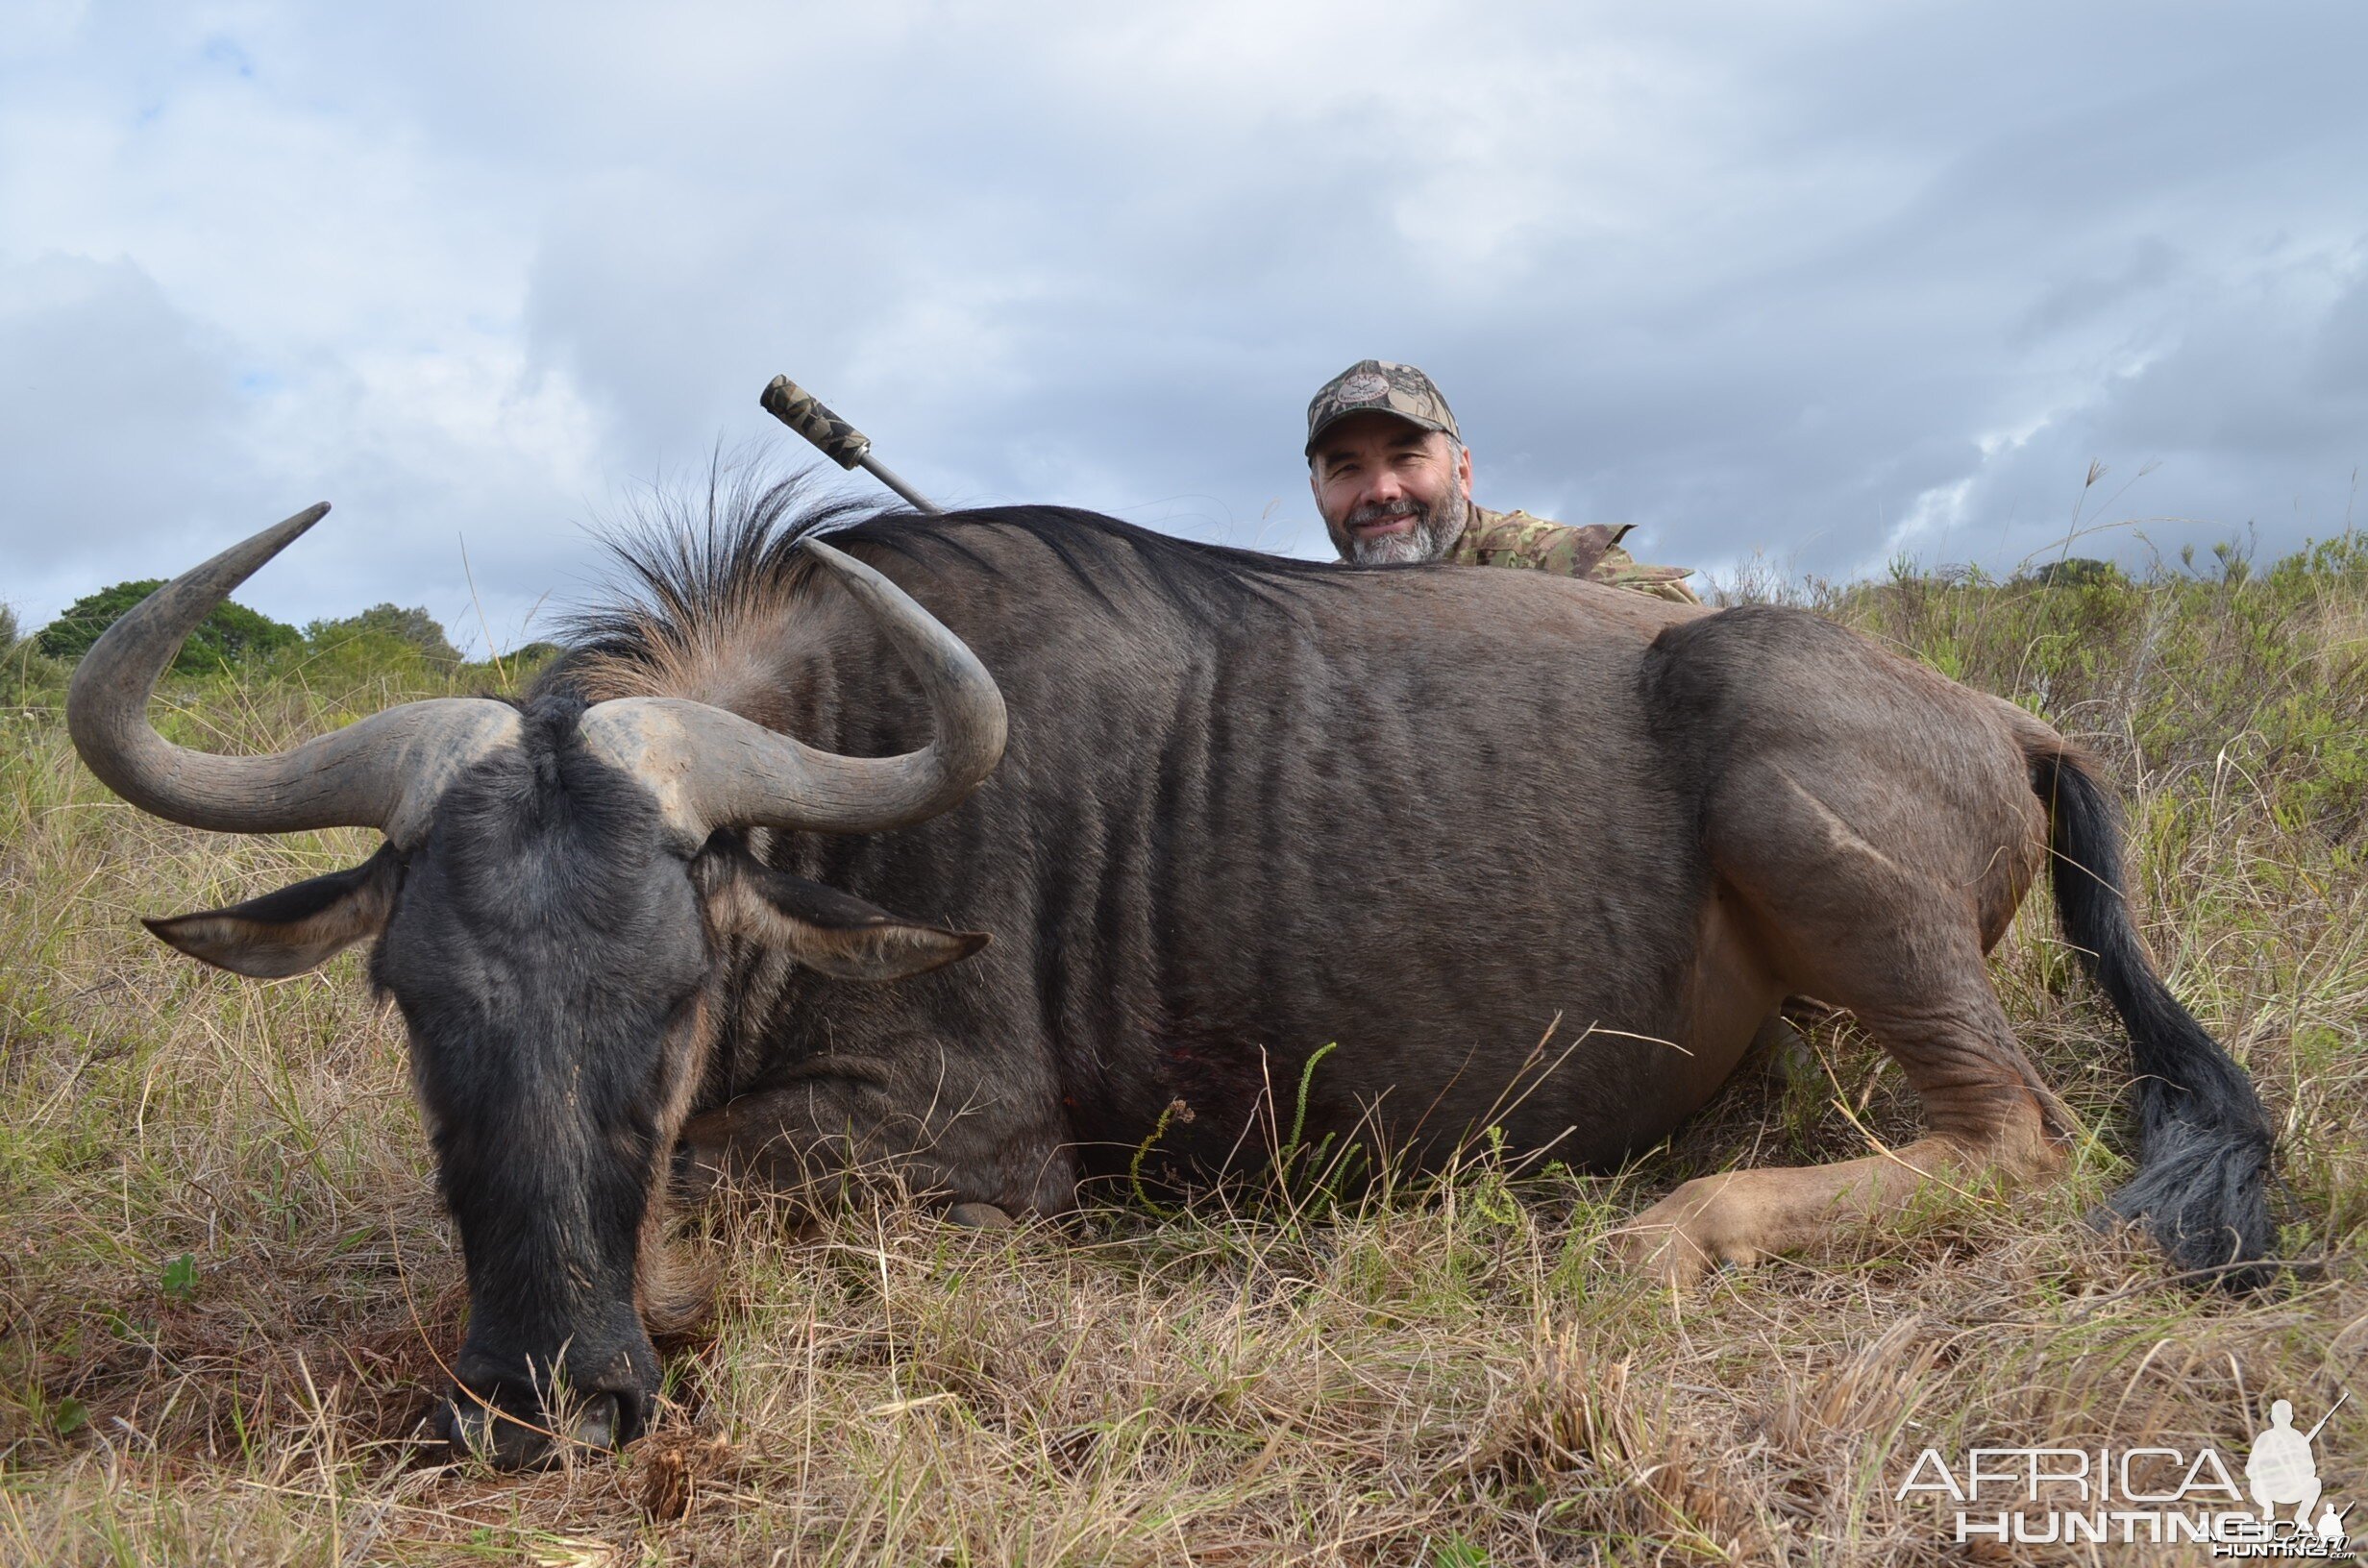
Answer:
[1340,482,1469,566]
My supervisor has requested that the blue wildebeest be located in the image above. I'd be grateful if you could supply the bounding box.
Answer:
[69,480,2276,1467]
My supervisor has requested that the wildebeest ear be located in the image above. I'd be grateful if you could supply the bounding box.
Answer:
[703,851,988,981]
[143,844,404,979]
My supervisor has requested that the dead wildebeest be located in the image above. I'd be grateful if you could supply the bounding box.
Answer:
[69,480,2276,1467]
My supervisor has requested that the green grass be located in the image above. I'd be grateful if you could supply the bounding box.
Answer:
[0,537,2362,1565]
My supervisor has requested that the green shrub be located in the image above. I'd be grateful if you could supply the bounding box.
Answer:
[0,605,61,707]
[34,580,301,674]
[2008,555,2125,589]
[303,604,461,667]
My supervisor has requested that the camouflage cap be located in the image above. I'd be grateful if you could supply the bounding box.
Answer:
[1304,359,1460,456]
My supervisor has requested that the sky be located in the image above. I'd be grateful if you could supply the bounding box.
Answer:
[4,2,2364,650]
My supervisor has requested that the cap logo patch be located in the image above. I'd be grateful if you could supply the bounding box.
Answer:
[1337,372,1391,402]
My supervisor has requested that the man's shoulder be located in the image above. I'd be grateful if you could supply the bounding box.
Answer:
[1453,506,1631,574]
[1453,505,1700,603]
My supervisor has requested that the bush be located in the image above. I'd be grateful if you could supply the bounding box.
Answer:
[0,605,58,707]
[304,604,461,668]
[34,581,301,674]
[2008,556,2124,589]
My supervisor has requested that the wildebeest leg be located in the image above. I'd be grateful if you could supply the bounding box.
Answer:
[1616,988,2069,1285]
[674,1043,1078,1219]
[1616,759,2071,1286]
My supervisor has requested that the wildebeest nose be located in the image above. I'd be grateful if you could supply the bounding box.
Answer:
[442,1392,628,1469]
[443,1399,546,1469]
[570,1391,622,1451]
[445,1402,625,1478]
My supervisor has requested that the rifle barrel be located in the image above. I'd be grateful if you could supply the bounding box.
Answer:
[856,454,941,515]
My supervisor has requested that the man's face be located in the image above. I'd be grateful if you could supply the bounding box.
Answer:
[1309,413,1473,566]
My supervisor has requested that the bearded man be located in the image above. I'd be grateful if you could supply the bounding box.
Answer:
[1306,359,1699,603]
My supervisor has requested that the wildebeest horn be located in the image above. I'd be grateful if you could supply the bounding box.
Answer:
[575,538,1006,840]
[67,504,524,845]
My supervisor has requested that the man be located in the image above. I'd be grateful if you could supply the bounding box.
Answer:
[1305,358,1699,603]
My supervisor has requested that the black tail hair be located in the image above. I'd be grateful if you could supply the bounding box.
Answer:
[2032,747,2278,1288]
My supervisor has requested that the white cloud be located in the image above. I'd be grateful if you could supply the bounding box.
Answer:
[3,1,2363,639]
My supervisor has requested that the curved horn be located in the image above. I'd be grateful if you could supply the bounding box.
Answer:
[68,504,522,844]
[577,537,1005,841]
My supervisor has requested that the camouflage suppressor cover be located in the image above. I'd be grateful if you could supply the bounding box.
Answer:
[761,376,873,469]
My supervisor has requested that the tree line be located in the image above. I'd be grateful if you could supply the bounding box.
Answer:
[5,581,547,675]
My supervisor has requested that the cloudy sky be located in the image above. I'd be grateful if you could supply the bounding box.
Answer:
[5,2,2362,649]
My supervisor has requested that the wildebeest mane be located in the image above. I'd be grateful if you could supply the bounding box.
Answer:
[544,463,1359,703]
[837,502,1351,624]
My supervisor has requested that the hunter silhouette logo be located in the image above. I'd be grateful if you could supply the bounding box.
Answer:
[1895,1391,2355,1555]
[2246,1395,2348,1542]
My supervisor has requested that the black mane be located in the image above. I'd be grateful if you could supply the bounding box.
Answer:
[837,502,1352,617]
[557,465,1360,666]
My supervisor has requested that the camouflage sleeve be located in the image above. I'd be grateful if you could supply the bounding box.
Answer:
[1460,508,1701,601]
[1589,544,1701,604]
[1520,523,1593,576]
[1454,509,1560,570]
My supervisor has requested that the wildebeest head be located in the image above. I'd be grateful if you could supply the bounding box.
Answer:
[67,505,1005,1468]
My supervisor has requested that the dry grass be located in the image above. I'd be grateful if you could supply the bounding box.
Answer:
[1,541,2363,1565]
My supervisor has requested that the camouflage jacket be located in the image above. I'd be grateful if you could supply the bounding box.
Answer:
[1449,505,1700,604]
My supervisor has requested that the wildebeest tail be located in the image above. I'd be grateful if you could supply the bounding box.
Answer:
[2028,742,2277,1287]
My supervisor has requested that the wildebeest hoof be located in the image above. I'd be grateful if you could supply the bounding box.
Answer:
[1745,1014,1818,1087]
[670,1142,725,1203]
[1614,1177,1763,1287]
[1615,1225,1719,1288]
[947,1201,1014,1229]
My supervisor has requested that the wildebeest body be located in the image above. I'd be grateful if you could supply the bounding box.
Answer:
[75,487,2275,1470]
[566,510,2003,1206]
